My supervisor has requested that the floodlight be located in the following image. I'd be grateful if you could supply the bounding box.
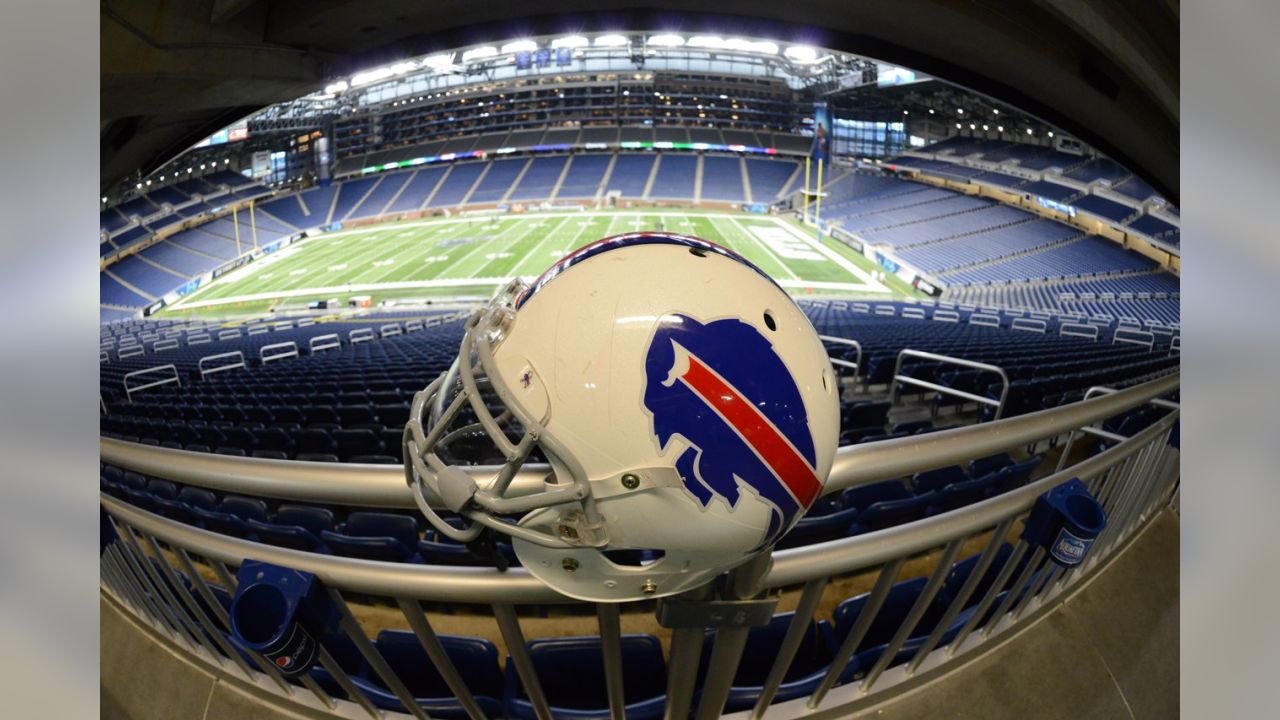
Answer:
[423,53,456,69]
[725,38,777,54]
[784,45,820,63]
[687,36,725,49]
[501,40,537,54]
[551,36,589,49]
[648,34,685,47]
[593,34,630,47]
[462,46,498,62]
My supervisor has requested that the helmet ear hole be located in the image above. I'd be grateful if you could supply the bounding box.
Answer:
[763,310,777,331]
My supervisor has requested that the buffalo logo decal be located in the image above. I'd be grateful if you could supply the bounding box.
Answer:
[643,314,821,547]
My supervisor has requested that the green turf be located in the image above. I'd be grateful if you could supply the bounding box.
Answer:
[162,209,925,315]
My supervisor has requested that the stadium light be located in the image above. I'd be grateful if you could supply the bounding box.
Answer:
[725,38,777,54]
[687,36,725,49]
[101,197,107,203]
[903,110,909,115]
[324,80,349,94]
[648,34,685,47]
[1047,131,1055,137]
[929,109,935,114]
[997,125,1004,132]
[969,124,976,130]
[956,123,962,129]
[423,53,456,69]
[136,183,142,189]
[594,34,630,47]
[1026,128,1034,135]
[784,45,820,63]
[462,46,499,62]
[501,40,537,54]
[552,36,589,49]
[993,108,1000,114]
[982,124,989,130]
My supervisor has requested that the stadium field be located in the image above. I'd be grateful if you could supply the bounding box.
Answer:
[161,209,924,316]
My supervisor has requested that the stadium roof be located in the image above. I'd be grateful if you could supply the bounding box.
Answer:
[101,1,1177,201]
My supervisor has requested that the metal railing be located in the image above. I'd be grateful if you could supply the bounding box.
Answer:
[309,333,342,354]
[1113,327,1156,351]
[890,349,1010,421]
[260,341,300,365]
[100,372,1179,720]
[1059,322,1100,341]
[819,335,862,387]
[198,351,246,380]
[122,364,180,402]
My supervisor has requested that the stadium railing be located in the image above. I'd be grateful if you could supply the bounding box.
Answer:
[100,371,1179,719]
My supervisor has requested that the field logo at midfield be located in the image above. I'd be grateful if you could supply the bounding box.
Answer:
[642,314,820,547]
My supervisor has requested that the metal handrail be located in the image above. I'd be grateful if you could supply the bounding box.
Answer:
[198,351,246,380]
[123,364,180,402]
[309,333,341,353]
[890,349,1010,420]
[1010,317,1046,334]
[1059,322,1100,341]
[1113,327,1155,351]
[260,341,299,365]
[968,313,1000,328]
[99,408,1177,604]
[349,328,374,345]
[99,372,1179,505]
[819,335,862,385]
[1052,384,1179,473]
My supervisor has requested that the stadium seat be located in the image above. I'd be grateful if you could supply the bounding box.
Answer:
[969,453,1014,478]
[696,612,838,712]
[247,505,335,553]
[833,577,947,682]
[777,506,861,549]
[504,634,667,720]
[850,493,936,535]
[358,630,504,718]
[841,480,913,514]
[321,512,421,562]
[912,465,968,494]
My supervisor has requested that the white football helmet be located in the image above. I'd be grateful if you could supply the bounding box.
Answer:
[403,233,839,601]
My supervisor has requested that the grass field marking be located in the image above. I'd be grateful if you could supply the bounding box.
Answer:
[447,215,559,279]
[770,217,887,290]
[713,216,800,280]
[473,215,576,278]
[511,213,596,276]
[356,222,479,285]
[383,218,517,283]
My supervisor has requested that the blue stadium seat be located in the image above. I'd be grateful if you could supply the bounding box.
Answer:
[358,630,504,718]
[776,506,861,549]
[850,493,936,535]
[321,512,421,562]
[246,505,335,553]
[833,577,947,682]
[504,634,667,720]
[697,612,837,712]
[841,480,913,514]
[912,465,968,494]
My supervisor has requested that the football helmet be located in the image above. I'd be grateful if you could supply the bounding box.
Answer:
[403,232,839,601]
